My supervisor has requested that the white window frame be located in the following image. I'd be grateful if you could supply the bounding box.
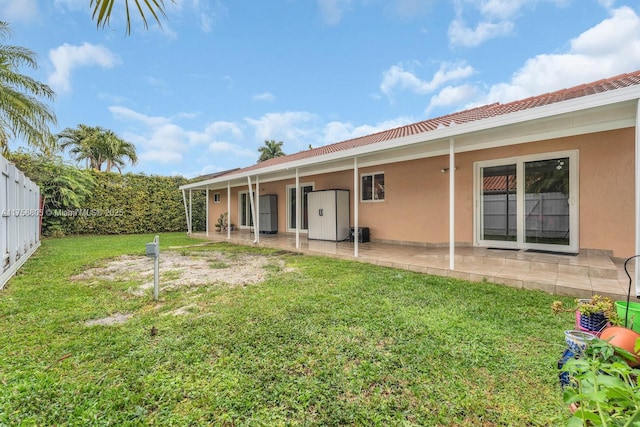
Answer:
[213,192,220,203]
[286,182,314,233]
[361,171,385,202]
[473,149,579,253]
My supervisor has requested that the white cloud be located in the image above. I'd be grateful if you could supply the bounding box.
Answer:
[478,0,528,20]
[209,140,255,158]
[140,149,183,164]
[0,0,39,22]
[481,6,640,104]
[426,84,479,114]
[322,117,414,145]
[111,106,255,167]
[448,18,514,48]
[109,106,171,128]
[245,112,319,150]
[189,121,243,145]
[318,0,352,25]
[253,92,276,102]
[380,62,475,96]
[48,43,119,93]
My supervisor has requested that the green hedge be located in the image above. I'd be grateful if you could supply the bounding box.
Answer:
[66,171,206,235]
[7,151,206,236]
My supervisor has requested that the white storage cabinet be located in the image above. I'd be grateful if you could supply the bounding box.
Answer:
[307,189,350,241]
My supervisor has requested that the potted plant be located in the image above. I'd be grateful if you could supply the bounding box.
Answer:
[215,212,228,232]
[561,337,640,424]
[553,295,621,333]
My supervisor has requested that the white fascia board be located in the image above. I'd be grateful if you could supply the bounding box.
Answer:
[182,86,640,190]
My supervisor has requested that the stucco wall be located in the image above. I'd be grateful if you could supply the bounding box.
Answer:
[205,127,635,257]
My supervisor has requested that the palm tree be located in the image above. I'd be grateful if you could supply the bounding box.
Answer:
[91,0,174,35]
[99,130,138,173]
[0,21,56,155]
[57,125,101,169]
[57,125,138,173]
[257,140,286,163]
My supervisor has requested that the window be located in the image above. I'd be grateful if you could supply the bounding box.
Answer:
[213,192,220,203]
[361,172,384,201]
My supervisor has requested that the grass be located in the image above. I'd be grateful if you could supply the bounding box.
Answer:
[0,233,577,426]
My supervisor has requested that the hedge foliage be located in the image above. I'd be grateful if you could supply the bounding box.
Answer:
[69,171,206,235]
[7,151,206,236]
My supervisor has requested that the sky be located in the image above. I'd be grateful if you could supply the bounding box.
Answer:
[3,0,640,178]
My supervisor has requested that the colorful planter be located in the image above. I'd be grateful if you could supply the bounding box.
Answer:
[578,311,608,332]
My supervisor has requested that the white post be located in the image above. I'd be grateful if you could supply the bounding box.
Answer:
[256,176,260,244]
[153,235,159,301]
[205,188,209,236]
[353,157,359,258]
[635,100,640,296]
[227,181,231,240]
[181,189,190,234]
[247,176,258,244]
[188,189,193,234]
[295,168,300,249]
[449,138,455,271]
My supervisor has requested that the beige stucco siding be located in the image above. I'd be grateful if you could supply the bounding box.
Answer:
[205,127,635,257]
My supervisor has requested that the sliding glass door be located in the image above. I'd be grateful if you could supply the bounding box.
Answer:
[476,151,578,253]
[287,183,314,232]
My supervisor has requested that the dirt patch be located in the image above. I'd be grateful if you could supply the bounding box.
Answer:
[72,250,287,296]
[85,313,132,326]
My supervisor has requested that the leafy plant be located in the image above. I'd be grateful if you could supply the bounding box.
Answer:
[215,212,228,230]
[562,338,640,426]
[552,295,622,326]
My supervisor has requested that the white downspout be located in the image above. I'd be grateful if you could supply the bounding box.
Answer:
[182,189,190,235]
[353,157,359,258]
[635,100,640,296]
[247,176,258,244]
[205,188,209,236]
[449,138,455,271]
[227,181,231,240]
[256,176,260,244]
[296,168,300,249]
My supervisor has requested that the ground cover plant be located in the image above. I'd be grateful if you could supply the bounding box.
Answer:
[1,233,576,425]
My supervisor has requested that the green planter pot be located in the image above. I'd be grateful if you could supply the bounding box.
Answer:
[616,301,640,333]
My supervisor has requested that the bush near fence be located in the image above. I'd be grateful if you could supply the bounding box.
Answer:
[6,152,206,236]
[63,172,206,236]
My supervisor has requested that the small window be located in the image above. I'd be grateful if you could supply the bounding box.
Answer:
[213,192,221,203]
[361,172,384,201]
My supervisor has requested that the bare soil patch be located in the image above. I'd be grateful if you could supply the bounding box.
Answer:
[73,251,285,294]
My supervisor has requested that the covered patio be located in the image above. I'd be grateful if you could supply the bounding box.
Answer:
[189,230,633,300]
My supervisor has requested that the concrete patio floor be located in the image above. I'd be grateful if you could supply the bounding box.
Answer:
[190,230,639,300]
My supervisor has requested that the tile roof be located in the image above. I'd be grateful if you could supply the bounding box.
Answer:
[209,69,640,180]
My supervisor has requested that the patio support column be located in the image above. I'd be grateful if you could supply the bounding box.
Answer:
[205,188,209,236]
[449,138,455,271]
[353,157,359,258]
[256,176,260,244]
[182,189,191,235]
[295,168,300,249]
[189,190,193,234]
[247,176,258,244]
[634,100,640,298]
[227,181,231,240]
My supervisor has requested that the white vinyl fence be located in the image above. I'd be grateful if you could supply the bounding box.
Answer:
[1,154,41,290]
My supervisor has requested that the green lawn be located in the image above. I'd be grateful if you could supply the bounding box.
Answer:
[1,233,576,426]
